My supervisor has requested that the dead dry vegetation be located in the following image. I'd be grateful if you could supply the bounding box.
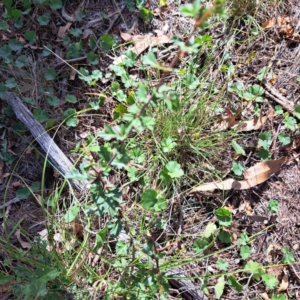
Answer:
[1,0,300,299]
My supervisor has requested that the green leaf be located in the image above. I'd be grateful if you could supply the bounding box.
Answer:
[44,68,56,80]
[65,168,90,181]
[142,52,170,71]
[215,208,232,227]
[240,245,252,260]
[238,232,249,246]
[140,7,154,22]
[217,259,229,271]
[295,104,300,119]
[47,94,60,106]
[31,181,40,192]
[218,230,232,243]
[228,276,243,292]
[160,161,184,183]
[0,21,9,30]
[63,108,78,127]
[70,28,82,37]
[274,105,283,115]
[24,31,36,44]
[129,148,145,164]
[179,0,201,17]
[215,275,225,299]
[8,39,23,51]
[278,133,290,145]
[272,294,286,300]
[100,33,114,51]
[17,187,31,199]
[94,227,107,250]
[0,273,14,284]
[5,77,17,89]
[140,189,167,211]
[116,241,128,255]
[232,161,245,176]
[193,238,211,254]
[15,55,27,67]
[247,84,264,96]
[256,67,268,81]
[258,149,271,161]
[232,140,246,155]
[37,13,50,25]
[65,94,77,103]
[124,50,137,67]
[267,199,279,213]
[33,108,49,122]
[0,83,7,99]
[141,116,155,130]
[283,116,296,131]
[87,52,99,65]
[0,45,13,63]
[203,222,217,238]
[161,137,177,153]
[258,132,272,150]
[282,246,295,264]
[262,273,278,289]
[63,205,79,223]
[49,0,62,10]
[244,261,264,281]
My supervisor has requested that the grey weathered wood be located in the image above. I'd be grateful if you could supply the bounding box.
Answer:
[166,267,209,300]
[4,93,86,192]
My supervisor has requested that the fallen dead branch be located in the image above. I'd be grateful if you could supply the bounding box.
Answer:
[4,93,86,192]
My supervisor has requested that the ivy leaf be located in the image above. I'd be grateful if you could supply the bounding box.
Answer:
[47,94,60,106]
[258,149,271,161]
[215,275,225,299]
[160,161,184,183]
[193,238,211,254]
[140,7,154,22]
[65,94,77,103]
[49,0,62,10]
[70,28,82,37]
[215,208,232,227]
[15,55,27,68]
[267,199,279,213]
[87,52,99,65]
[37,13,50,25]
[17,187,31,200]
[0,21,9,30]
[217,259,228,271]
[295,104,300,119]
[282,246,295,264]
[24,31,36,44]
[179,0,201,17]
[240,245,252,260]
[244,260,264,281]
[238,232,249,246]
[262,273,278,289]
[63,108,78,127]
[140,189,167,211]
[161,137,177,153]
[5,78,17,89]
[44,68,56,81]
[33,108,49,122]
[283,116,296,131]
[203,222,217,238]
[8,39,23,51]
[232,161,245,176]
[218,230,232,243]
[258,132,272,150]
[116,241,128,255]
[278,133,290,145]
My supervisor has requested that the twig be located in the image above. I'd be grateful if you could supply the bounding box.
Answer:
[0,197,21,210]
[264,83,295,116]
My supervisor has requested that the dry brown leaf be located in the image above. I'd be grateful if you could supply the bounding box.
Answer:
[58,22,72,39]
[278,269,289,292]
[260,293,271,300]
[267,244,274,263]
[213,116,267,132]
[120,32,170,56]
[243,157,287,179]
[234,116,268,132]
[12,180,22,190]
[190,157,287,192]
[239,200,254,216]
[15,229,31,249]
